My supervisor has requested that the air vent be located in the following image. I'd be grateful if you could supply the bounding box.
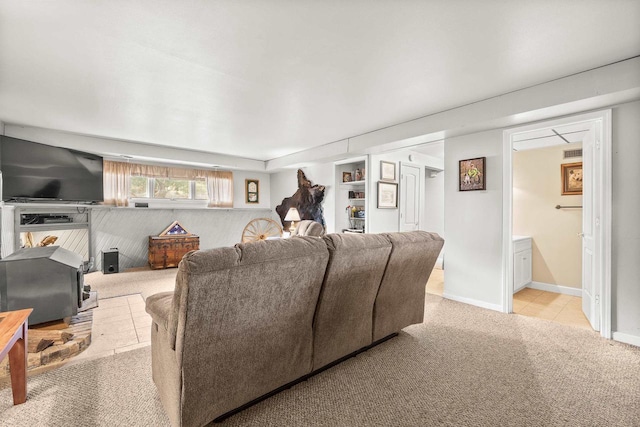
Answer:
[564,149,582,159]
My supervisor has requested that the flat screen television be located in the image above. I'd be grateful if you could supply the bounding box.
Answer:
[0,136,104,203]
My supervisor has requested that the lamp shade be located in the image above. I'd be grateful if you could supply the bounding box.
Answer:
[284,207,301,222]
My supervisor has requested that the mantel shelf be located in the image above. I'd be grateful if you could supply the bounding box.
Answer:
[349,198,365,201]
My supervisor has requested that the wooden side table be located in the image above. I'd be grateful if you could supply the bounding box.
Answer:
[0,308,32,405]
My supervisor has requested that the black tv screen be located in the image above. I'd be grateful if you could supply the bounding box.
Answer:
[0,136,103,203]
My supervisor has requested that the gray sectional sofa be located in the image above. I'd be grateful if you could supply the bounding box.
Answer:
[146,231,444,427]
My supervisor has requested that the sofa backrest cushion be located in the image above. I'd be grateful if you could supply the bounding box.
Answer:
[312,233,391,370]
[373,231,444,341]
[173,236,329,426]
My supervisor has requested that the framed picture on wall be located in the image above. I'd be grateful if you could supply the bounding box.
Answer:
[377,181,398,208]
[380,161,396,182]
[459,157,486,191]
[561,162,582,195]
[245,179,259,203]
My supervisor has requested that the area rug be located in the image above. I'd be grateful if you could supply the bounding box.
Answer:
[1,295,638,426]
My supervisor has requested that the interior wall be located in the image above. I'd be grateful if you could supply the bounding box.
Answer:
[442,101,640,344]
[513,144,582,288]
[91,207,272,271]
[232,170,271,209]
[423,171,444,238]
[367,150,443,234]
[443,129,503,309]
[611,100,640,338]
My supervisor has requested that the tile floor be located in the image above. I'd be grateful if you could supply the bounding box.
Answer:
[71,293,152,363]
[426,267,444,296]
[426,268,591,330]
[513,288,591,329]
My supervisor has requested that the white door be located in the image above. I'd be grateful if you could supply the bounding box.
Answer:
[399,163,421,232]
[582,123,600,331]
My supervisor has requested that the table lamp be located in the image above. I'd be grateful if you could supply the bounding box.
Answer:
[284,207,301,234]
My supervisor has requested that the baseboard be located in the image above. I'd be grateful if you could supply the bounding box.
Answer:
[527,281,582,297]
[442,292,502,313]
[612,332,640,348]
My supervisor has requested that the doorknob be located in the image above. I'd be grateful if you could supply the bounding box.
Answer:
[577,232,584,237]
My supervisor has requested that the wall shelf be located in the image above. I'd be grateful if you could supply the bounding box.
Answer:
[340,180,366,187]
[336,159,368,233]
[20,222,89,232]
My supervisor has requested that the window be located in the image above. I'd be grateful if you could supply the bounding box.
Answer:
[130,177,209,200]
[103,160,233,207]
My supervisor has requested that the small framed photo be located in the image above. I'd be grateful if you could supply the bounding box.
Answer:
[561,162,582,195]
[377,181,398,208]
[380,161,396,182]
[245,179,259,203]
[459,157,486,191]
[342,171,353,182]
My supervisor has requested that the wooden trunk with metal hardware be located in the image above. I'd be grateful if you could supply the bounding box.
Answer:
[148,221,199,270]
[148,235,200,269]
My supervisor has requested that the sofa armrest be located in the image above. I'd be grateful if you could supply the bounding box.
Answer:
[146,291,174,332]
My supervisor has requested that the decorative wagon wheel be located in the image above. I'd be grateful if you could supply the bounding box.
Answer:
[241,218,283,243]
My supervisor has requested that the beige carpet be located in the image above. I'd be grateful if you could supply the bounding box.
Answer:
[1,291,638,426]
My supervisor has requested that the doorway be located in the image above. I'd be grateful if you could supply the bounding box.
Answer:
[502,110,612,338]
[510,133,588,328]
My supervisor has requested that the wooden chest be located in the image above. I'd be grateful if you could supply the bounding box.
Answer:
[148,235,200,270]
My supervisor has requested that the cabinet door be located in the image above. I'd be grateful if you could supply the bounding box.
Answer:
[521,249,532,285]
[514,249,532,292]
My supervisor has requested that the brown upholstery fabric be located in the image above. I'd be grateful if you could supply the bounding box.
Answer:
[146,230,444,426]
[149,237,329,427]
[145,291,173,332]
[292,220,325,237]
[373,231,444,341]
[150,323,182,427]
[312,233,391,370]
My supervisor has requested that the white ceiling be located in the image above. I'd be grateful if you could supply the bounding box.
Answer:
[1,1,639,163]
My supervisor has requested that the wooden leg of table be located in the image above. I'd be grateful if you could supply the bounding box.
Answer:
[8,324,28,405]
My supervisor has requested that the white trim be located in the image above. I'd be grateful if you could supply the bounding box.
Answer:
[442,292,503,313]
[612,332,640,348]
[502,110,612,339]
[527,281,583,297]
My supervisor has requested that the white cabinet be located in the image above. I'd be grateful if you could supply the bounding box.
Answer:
[513,236,532,293]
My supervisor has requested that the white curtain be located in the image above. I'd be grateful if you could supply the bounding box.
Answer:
[103,161,132,207]
[206,171,234,208]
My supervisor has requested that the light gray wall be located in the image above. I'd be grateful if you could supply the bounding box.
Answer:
[442,102,640,342]
[232,170,271,209]
[423,171,444,238]
[611,100,640,338]
[91,207,272,271]
[443,130,504,309]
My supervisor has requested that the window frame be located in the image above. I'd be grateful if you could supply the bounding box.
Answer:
[128,176,210,207]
